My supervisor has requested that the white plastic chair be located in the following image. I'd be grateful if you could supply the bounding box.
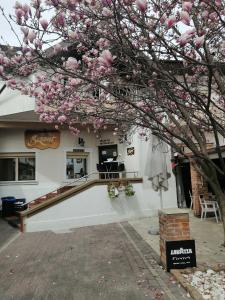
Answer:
[199,194,222,223]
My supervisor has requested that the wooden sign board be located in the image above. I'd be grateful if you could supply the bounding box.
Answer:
[25,130,60,150]
[99,138,115,145]
[127,147,135,156]
[166,240,196,271]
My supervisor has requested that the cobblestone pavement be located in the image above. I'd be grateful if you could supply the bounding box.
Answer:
[0,222,191,300]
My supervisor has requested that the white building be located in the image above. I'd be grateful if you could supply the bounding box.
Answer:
[0,82,177,232]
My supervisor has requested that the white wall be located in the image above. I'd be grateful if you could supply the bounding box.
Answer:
[123,131,177,207]
[0,128,177,214]
[0,127,135,201]
[26,182,177,232]
[0,83,35,116]
[0,128,119,202]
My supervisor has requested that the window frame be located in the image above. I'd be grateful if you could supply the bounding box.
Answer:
[0,152,36,183]
[66,151,89,180]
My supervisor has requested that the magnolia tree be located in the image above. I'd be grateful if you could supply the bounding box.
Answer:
[1,0,225,241]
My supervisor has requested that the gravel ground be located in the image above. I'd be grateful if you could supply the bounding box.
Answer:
[183,269,225,300]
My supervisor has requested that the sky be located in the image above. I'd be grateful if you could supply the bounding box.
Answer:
[0,0,26,46]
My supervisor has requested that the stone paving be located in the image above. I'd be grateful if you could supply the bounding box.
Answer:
[129,210,225,268]
[0,222,190,300]
[0,218,19,250]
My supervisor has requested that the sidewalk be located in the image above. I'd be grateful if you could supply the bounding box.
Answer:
[0,222,190,300]
[0,218,20,250]
[129,210,225,268]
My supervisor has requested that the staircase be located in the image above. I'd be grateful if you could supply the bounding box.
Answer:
[28,186,73,209]
[6,172,141,232]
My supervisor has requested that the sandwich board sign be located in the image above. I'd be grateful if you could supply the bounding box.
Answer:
[166,240,196,271]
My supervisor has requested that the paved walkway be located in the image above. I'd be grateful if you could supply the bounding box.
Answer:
[0,218,19,250]
[0,222,190,300]
[129,210,225,268]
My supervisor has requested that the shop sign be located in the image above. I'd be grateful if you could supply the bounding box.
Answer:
[25,130,60,150]
[127,147,135,156]
[166,240,196,271]
[99,138,115,145]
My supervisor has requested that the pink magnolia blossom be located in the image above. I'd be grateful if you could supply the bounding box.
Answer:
[136,0,147,12]
[58,115,67,123]
[55,12,65,27]
[160,13,167,24]
[178,33,191,46]
[101,0,112,6]
[34,39,43,49]
[53,44,63,54]
[202,10,209,19]
[21,27,29,36]
[209,12,217,21]
[15,8,24,19]
[194,35,205,48]
[69,126,80,136]
[40,19,49,30]
[22,4,30,14]
[102,7,113,17]
[27,30,36,43]
[96,38,110,49]
[69,78,81,86]
[182,2,193,12]
[215,0,221,7]
[165,16,176,28]
[66,57,79,70]
[99,50,114,67]
[180,11,190,25]
[68,31,79,39]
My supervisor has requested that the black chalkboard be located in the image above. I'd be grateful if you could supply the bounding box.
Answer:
[166,240,196,271]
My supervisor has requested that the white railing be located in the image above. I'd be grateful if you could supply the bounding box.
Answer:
[26,171,139,209]
[65,171,139,187]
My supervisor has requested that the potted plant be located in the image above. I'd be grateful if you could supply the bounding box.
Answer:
[125,182,135,197]
[107,183,119,199]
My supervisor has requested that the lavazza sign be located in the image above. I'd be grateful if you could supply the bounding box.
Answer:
[166,240,197,271]
[170,247,193,255]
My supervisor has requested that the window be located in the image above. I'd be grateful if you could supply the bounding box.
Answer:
[66,151,88,179]
[0,153,36,182]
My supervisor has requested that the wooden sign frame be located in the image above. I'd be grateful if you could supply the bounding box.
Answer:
[25,130,60,150]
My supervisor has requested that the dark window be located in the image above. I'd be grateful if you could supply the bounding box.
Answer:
[0,158,16,181]
[0,154,35,182]
[18,157,35,181]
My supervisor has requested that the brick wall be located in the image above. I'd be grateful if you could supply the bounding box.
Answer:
[190,161,208,216]
[159,209,190,269]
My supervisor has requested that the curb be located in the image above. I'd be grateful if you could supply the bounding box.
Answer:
[170,269,204,300]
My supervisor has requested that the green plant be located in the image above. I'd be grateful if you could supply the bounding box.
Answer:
[107,183,119,199]
[125,183,135,197]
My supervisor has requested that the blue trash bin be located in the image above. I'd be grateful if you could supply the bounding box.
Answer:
[1,197,16,217]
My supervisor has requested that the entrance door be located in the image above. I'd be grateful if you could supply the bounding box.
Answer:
[98,145,118,179]
[179,162,192,208]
